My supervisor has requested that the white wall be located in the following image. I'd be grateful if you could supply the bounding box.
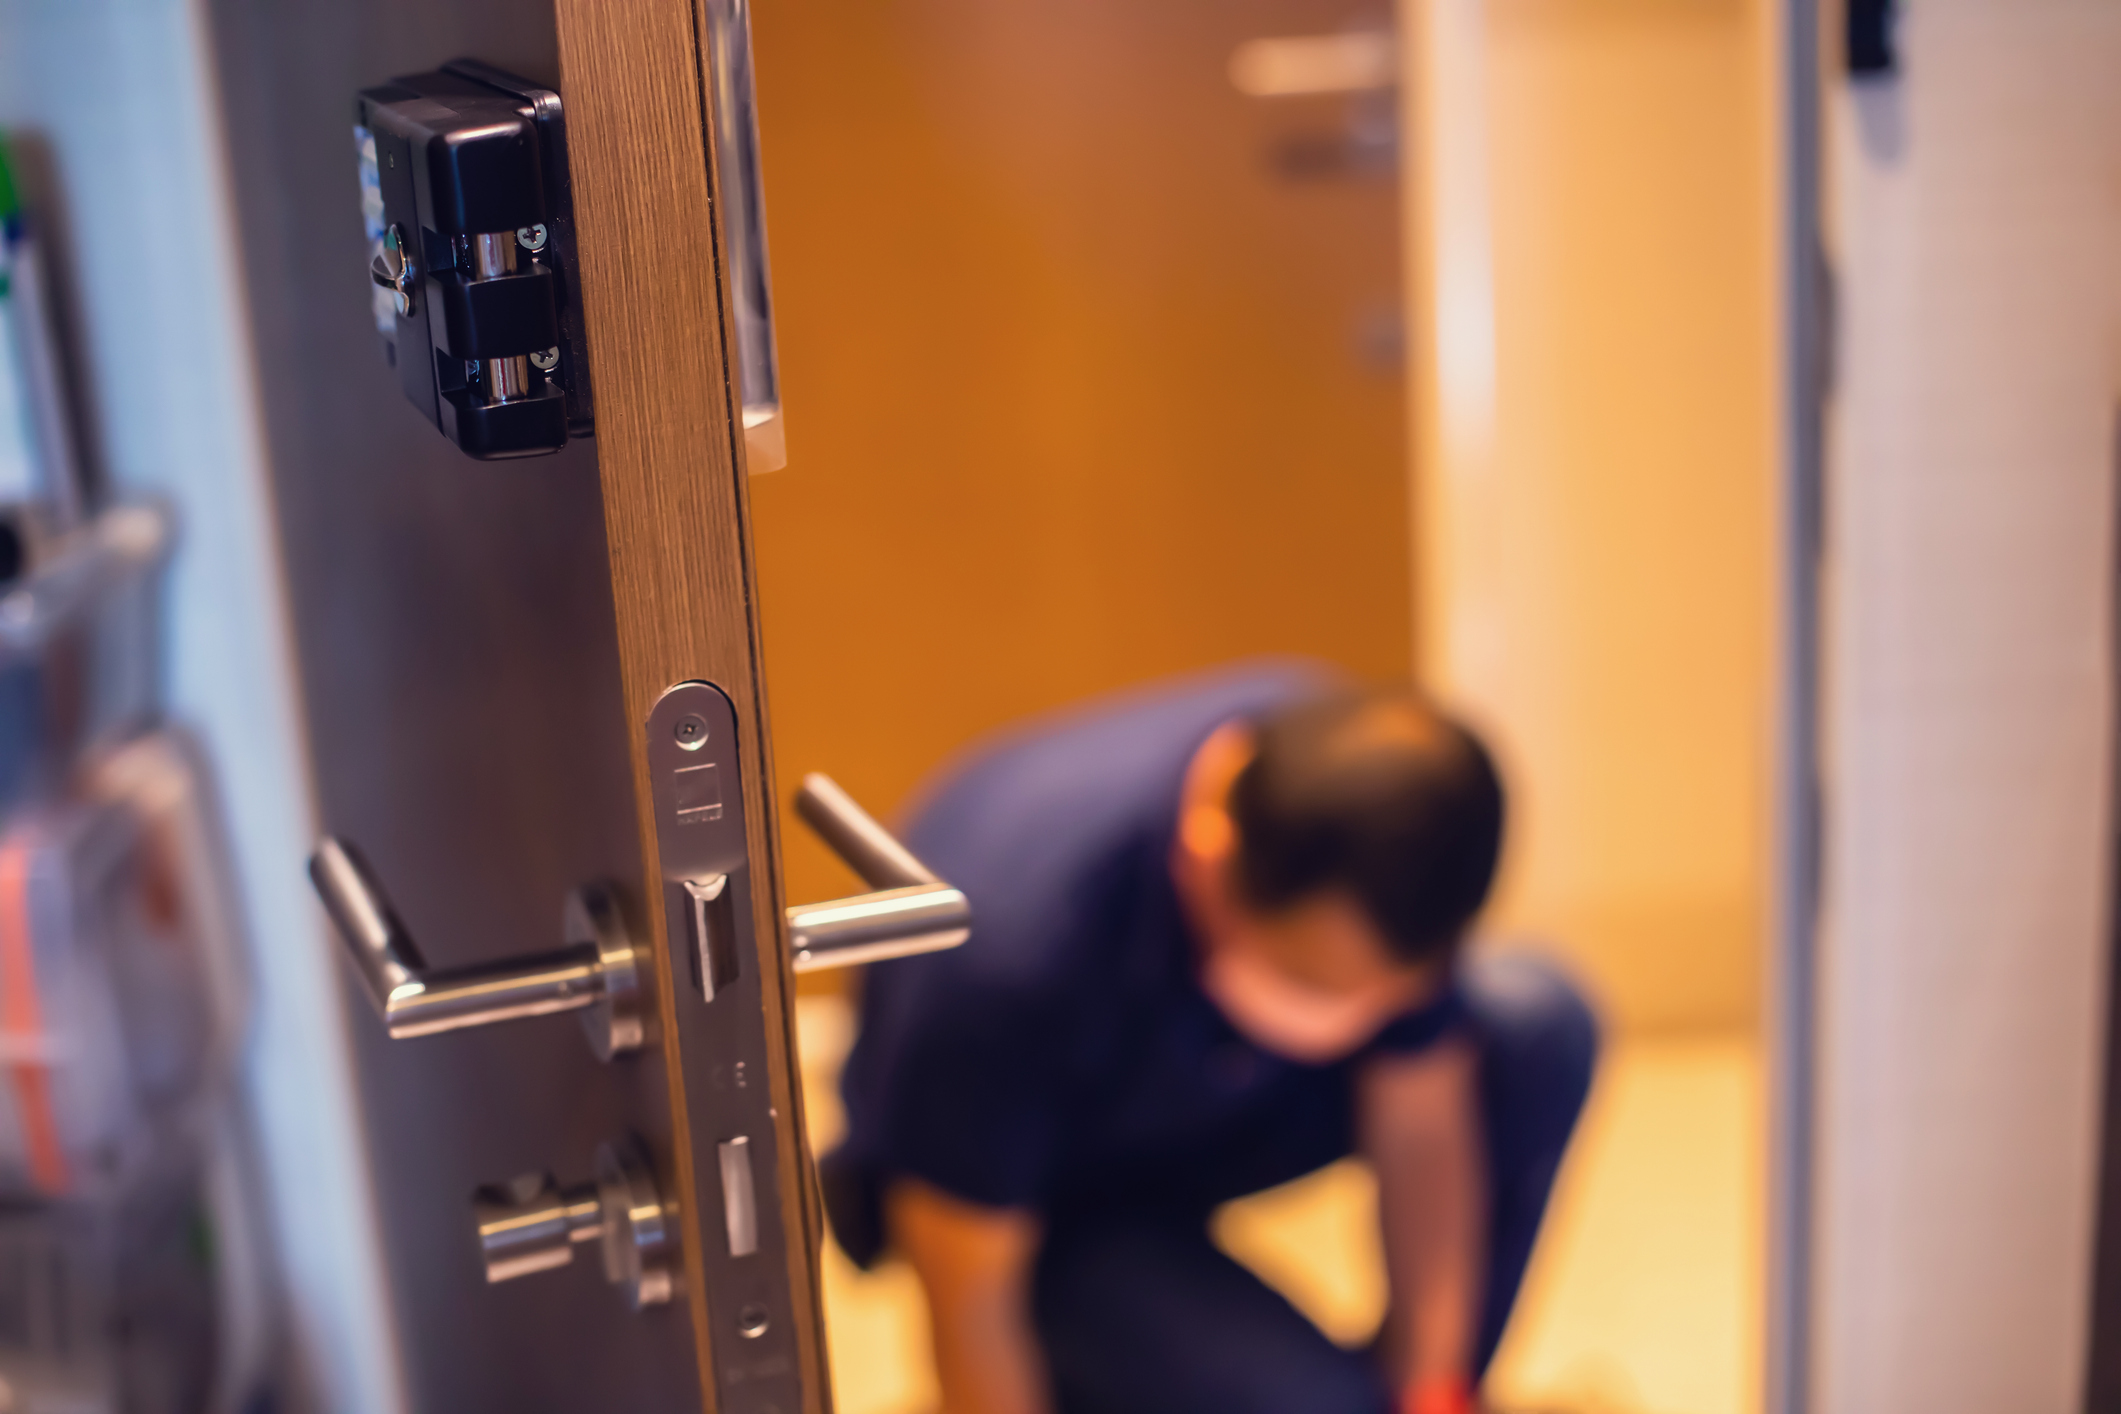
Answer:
[1817,2,2121,1408]
[0,3,403,1410]
[1398,0,1779,1035]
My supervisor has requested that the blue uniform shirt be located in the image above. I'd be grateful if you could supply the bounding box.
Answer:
[832,663,1466,1256]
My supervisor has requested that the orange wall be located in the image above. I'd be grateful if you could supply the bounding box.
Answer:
[1408,0,1777,1031]
[747,0,1415,907]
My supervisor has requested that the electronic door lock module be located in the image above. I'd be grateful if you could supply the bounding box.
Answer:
[354,60,593,460]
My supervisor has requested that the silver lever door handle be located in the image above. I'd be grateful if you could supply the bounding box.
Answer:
[308,838,644,1057]
[704,0,785,472]
[785,774,971,973]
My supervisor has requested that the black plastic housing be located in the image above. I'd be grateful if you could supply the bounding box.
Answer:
[435,268,560,360]
[354,61,593,460]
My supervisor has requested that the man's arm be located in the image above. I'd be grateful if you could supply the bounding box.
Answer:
[887,1178,1051,1414]
[1359,1037,1488,1413]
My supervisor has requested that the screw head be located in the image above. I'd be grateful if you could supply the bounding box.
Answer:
[530,346,561,372]
[516,223,549,253]
[673,713,710,750]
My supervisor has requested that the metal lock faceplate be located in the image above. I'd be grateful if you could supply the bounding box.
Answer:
[646,681,803,1411]
[353,60,594,460]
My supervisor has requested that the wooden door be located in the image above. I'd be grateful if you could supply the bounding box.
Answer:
[212,0,828,1409]
[556,2,827,1408]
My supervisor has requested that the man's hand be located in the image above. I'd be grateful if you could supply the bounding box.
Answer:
[887,1178,1051,1414]
[1360,1038,1487,1406]
[1401,1373,1480,1414]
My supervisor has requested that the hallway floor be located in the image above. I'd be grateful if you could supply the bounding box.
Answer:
[797,998,1762,1414]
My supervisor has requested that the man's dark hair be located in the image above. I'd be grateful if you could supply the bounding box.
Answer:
[1229,689,1505,964]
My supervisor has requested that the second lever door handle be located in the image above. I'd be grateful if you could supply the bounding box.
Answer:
[309,839,644,1058]
[785,774,972,973]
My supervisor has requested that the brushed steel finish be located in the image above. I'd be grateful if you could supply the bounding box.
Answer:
[792,771,935,888]
[642,680,803,1408]
[389,947,604,1037]
[470,230,519,278]
[717,1136,758,1258]
[473,1173,603,1283]
[309,837,644,1052]
[681,872,732,1000]
[783,772,972,972]
[595,1138,675,1310]
[466,230,531,403]
[472,1140,673,1311]
[787,883,971,973]
[485,354,533,403]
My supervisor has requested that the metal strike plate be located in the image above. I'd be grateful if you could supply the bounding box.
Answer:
[645,681,802,1408]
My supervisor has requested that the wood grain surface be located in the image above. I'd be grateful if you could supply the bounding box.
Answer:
[552,2,826,1409]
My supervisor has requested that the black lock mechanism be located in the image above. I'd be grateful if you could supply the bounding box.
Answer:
[355,61,593,460]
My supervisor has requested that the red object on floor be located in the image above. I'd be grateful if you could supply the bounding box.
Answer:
[1403,1375,1476,1414]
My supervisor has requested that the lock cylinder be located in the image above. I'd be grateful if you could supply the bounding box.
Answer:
[465,230,534,404]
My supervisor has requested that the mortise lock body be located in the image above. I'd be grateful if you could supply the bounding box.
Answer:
[355,61,593,459]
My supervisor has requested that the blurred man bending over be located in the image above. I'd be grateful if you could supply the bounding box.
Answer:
[822,663,1597,1414]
